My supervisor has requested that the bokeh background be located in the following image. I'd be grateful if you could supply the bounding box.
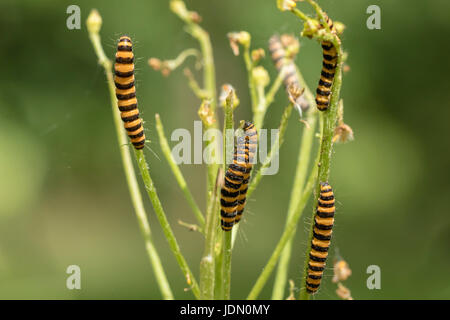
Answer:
[0,0,449,299]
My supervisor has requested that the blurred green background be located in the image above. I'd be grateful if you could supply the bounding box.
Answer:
[0,0,449,299]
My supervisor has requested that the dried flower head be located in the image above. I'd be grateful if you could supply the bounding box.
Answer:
[148,58,162,71]
[333,123,354,143]
[189,11,202,23]
[219,84,240,109]
[277,0,298,11]
[287,83,304,104]
[287,83,306,117]
[336,283,353,300]
[198,100,216,127]
[286,280,296,300]
[227,31,251,56]
[334,21,346,35]
[302,19,321,39]
[333,259,353,283]
[251,48,265,63]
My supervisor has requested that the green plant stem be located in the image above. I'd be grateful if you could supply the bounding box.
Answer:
[87,21,173,300]
[253,84,267,132]
[165,48,200,70]
[305,0,332,32]
[184,69,209,100]
[247,150,319,300]
[291,8,311,22]
[270,65,318,299]
[219,93,235,299]
[223,94,235,170]
[155,114,205,228]
[231,103,293,248]
[200,169,221,299]
[214,241,224,299]
[265,68,285,108]
[243,45,258,115]
[222,231,233,300]
[170,0,219,222]
[271,109,317,299]
[298,37,344,303]
[247,103,293,200]
[134,149,201,299]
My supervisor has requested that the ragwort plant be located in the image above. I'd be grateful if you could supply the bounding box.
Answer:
[87,0,351,300]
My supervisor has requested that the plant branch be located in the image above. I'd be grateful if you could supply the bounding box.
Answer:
[298,7,344,300]
[134,149,201,299]
[170,0,219,222]
[299,51,343,300]
[247,149,319,300]
[184,68,209,100]
[86,10,173,300]
[271,66,318,299]
[200,168,222,299]
[247,103,293,200]
[243,44,258,115]
[271,108,317,299]
[265,68,285,108]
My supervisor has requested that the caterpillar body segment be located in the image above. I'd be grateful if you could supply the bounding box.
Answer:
[315,15,338,111]
[220,169,243,231]
[114,35,146,150]
[234,122,257,224]
[306,182,336,294]
[220,122,257,230]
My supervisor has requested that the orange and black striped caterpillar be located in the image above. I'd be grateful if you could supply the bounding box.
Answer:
[315,15,338,111]
[114,35,146,150]
[220,122,257,231]
[268,35,309,111]
[306,182,335,294]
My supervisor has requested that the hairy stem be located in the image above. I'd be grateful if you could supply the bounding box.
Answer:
[299,56,342,300]
[155,114,205,227]
[200,169,222,299]
[299,27,344,303]
[86,11,173,299]
[271,67,318,299]
[220,93,235,299]
[222,231,233,300]
[247,150,319,300]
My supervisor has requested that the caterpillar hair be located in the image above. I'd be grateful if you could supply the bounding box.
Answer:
[220,121,257,231]
[220,166,243,232]
[306,182,335,294]
[268,35,309,111]
[234,122,257,225]
[114,35,146,150]
[315,15,338,111]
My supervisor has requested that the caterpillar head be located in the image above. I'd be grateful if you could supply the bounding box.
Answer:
[243,121,254,131]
